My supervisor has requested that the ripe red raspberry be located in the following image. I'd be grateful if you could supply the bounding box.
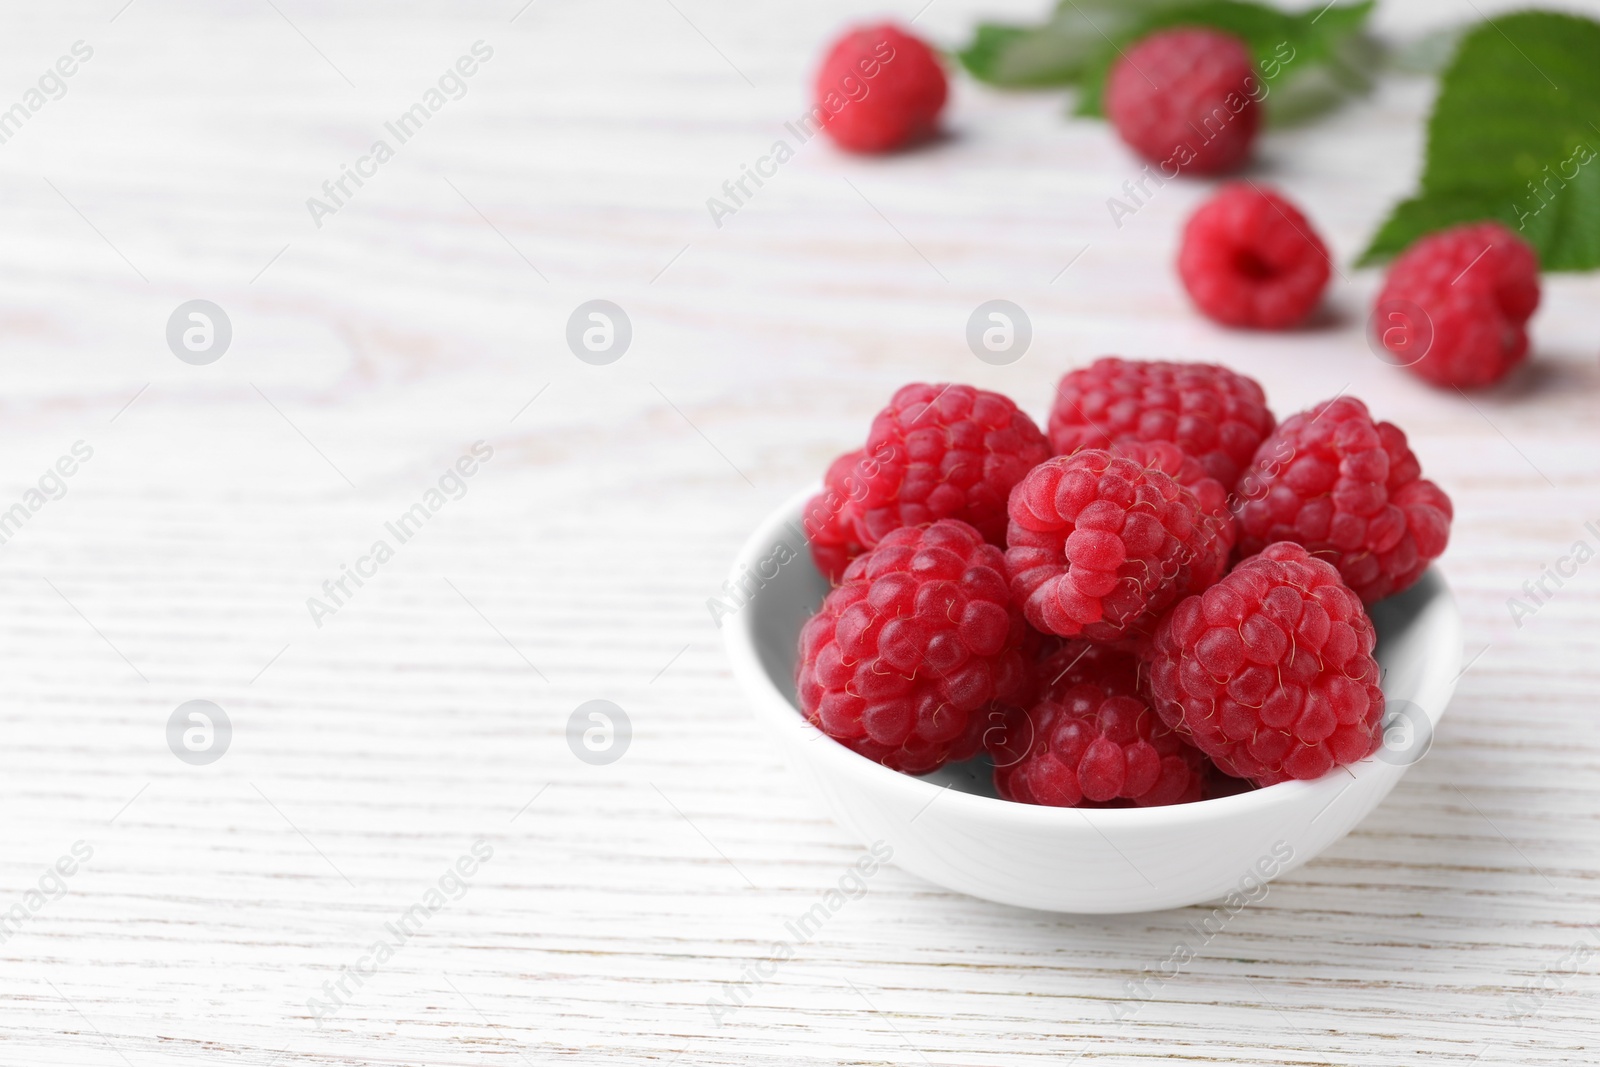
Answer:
[1148,542,1385,786]
[1235,396,1452,603]
[807,384,1051,580]
[990,641,1208,807]
[1047,357,1275,491]
[796,520,1030,774]
[1108,440,1236,593]
[1105,28,1260,176]
[803,451,871,583]
[1179,183,1331,329]
[815,24,947,153]
[1374,221,1541,388]
[1004,449,1211,642]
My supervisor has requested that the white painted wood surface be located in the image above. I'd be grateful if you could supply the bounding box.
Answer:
[0,1,1596,1063]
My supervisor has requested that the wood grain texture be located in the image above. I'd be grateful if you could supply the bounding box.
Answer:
[0,0,1596,1064]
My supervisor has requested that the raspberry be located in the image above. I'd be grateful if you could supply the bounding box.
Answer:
[808,384,1051,580]
[1004,449,1213,642]
[989,641,1208,807]
[1374,221,1541,388]
[1105,28,1260,176]
[1178,183,1331,329]
[796,520,1031,775]
[1108,440,1237,593]
[1047,357,1275,491]
[1235,396,1452,603]
[1147,542,1386,786]
[815,24,947,153]
[803,451,870,583]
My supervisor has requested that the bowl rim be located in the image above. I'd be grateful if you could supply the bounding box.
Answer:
[723,484,1463,830]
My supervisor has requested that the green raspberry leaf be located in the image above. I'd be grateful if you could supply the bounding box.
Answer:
[956,1,1375,127]
[956,0,1179,88]
[1358,10,1600,271]
[1069,0,1376,121]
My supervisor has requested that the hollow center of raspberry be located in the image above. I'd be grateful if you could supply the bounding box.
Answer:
[1232,248,1277,280]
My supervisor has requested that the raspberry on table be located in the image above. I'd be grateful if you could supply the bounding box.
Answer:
[815,24,947,153]
[796,520,1031,774]
[1047,357,1275,492]
[1147,542,1386,786]
[1179,183,1331,329]
[1234,396,1452,603]
[1374,221,1541,388]
[1105,28,1260,176]
[1004,449,1211,643]
[806,383,1051,580]
[1108,440,1237,594]
[989,641,1209,807]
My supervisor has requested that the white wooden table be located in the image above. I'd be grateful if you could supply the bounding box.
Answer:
[0,1,1596,1063]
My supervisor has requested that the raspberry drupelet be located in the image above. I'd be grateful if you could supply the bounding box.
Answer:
[1234,396,1452,603]
[804,383,1051,581]
[1047,357,1275,492]
[815,24,947,153]
[989,641,1208,807]
[1147,542,1386,786]
[796,520,1031,775]
[1374,221,1541,388]
[1178,183,1332,329]
[1105,28,1260,175]
[1004,449,1215,643]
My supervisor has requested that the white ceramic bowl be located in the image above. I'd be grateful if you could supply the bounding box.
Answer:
[722,487,1463,913]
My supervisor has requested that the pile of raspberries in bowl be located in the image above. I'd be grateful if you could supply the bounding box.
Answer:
[795,358,1453,808]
